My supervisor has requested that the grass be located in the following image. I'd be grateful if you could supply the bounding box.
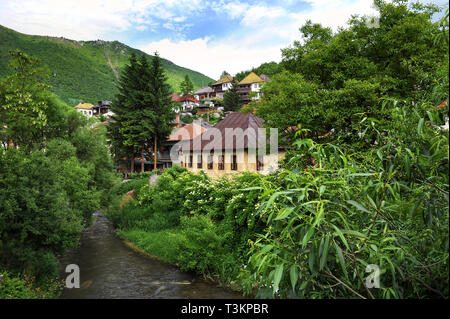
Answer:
[118,228,183,264]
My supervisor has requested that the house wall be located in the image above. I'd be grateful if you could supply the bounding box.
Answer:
[178,150,286,178]
[77,109,93,117]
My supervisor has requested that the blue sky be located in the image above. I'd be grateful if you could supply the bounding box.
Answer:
[0,0,447,80]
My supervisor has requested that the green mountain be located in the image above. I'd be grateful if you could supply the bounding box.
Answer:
[0,25,215,106]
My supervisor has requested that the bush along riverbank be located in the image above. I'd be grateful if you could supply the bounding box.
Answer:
[106,167,266,293]
[106,98,448,299]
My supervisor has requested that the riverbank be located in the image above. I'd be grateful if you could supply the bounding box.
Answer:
[117,228,247,295]
[59,212,244,298]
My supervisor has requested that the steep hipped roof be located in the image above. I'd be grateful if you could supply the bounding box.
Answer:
[212,74,233,86]
[194,86,213,95]
[75,101,94,110]
[177,95,200,103]
[238,72,264,85]
[184,112,265,151]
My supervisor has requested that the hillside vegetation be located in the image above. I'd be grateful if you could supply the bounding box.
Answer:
[0,25,214,106]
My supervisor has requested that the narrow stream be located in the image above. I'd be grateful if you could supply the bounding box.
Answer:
[59,212,244,299]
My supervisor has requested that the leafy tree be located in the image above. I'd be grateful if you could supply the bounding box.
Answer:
[0,50,50,151]
[0,148,84,276]
[256,1,446,144]
[223,80,240,112]
[180,74,194,96]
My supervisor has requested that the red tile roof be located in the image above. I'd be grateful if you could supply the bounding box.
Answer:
[170,93,181,102]
[177,95,200,103]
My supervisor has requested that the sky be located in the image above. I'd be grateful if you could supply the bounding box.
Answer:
[0,0,447,80]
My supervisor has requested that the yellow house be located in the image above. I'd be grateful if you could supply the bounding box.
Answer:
[179,112,285,178]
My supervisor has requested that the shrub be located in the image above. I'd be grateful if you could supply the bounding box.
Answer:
[244,102,449,299]
[176,215,229,276]
[0,271,62,299]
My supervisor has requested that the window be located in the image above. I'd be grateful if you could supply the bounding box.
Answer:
[218,155,224,170]
[231,154,237,170]
[197,155,202,169]
[257,155,264,171]
[189,155,193,168]
[207,154,213,170]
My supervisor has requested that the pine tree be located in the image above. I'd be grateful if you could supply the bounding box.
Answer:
[180,74,194,96]
[146,52,175,170]
[108,53,141,172]
[223,80,240,112]
[108,52,175,173]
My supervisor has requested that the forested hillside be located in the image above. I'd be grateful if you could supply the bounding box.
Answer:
[0,25,214,105]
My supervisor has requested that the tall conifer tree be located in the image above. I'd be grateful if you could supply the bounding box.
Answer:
[108,52,174,173]
[146,52,175,170]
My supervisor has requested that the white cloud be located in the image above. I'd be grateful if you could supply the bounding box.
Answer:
[173,16,187,22]
[139,37,282,80]
[240,5,286,27]
[291,0,379,33]
[214,1,249,19]
[0,0,205,40]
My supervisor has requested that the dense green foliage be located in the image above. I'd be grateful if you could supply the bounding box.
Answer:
[0,50,50,150]
[0,50,118,298]
[0,25,214,105]
[243,104,448,299]
[108,1,448,299]
[256,1,448,145]
[0,271,62,298]
[109,90,448,298]
[107,168,266,284]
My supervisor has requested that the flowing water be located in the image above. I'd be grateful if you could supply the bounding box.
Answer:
[59,212,244,299]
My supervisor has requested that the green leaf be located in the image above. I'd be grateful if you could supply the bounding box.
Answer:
[319,185,326,195]
[308,243,316,273]
[302,226,315,249]
[335,243,348,279]
[274,207,295,220]
[273,264,284,294]
[417,118,424,135]
[300,280,308,291]
[341,229,366,238]
[347,173,376,177]
[260,245,273,254]
[332,225,349,250]
[290,265,299,291]
[347,200,371,214]
[320,235,330,270]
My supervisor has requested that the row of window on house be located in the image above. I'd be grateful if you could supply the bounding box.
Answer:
[181,154,264,171]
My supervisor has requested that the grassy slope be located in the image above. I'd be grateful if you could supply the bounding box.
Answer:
[0,25,215,106]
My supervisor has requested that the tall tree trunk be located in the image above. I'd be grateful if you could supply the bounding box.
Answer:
[130,153,135,173]
[141,147,145,173]
[154,135,157,171]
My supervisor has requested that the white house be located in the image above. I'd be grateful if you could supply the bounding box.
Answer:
[75,101,94,118]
